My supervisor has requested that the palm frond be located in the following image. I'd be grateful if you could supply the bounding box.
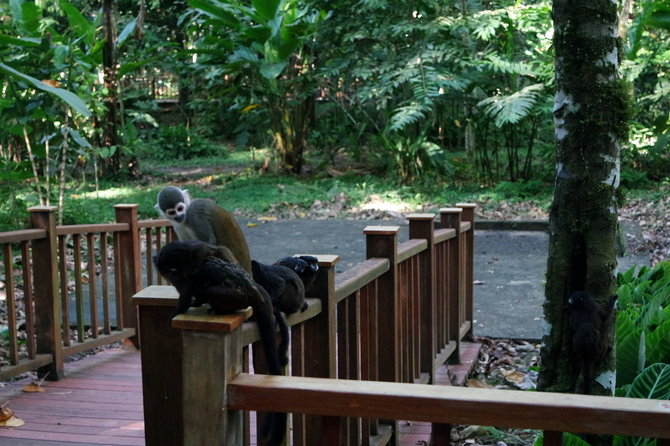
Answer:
[388,103,431,132]
[477,83,544,127]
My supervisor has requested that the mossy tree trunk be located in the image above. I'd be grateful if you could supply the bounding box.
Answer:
[537,0,631,395]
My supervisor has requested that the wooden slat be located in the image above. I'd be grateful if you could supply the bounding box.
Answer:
[21,241,37,357]
[100,233,112,334]
[87,233,98,338]
[73,234,85,342]
[3,242,19,364]
[0,354,52,381]
[58,235,71,347]
[62,328,136,358]
[228,373,670,439]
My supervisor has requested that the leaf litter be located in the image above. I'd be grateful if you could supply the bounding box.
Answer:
[449,336,541,446]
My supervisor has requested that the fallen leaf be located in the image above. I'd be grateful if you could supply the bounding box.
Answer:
[22,382,46,393]
[467,379,494,389]
[0,405,13,422]
[1,415,25,427]
[504,371,526,383]
[246,222,258,228]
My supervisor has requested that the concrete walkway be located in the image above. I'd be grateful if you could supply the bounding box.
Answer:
[241,219,649,340]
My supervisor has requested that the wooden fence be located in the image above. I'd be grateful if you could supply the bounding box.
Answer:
[0,204,173,381]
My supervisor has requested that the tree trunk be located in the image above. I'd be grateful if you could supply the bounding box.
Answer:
[538,0,631,396]
[102,0,119,174]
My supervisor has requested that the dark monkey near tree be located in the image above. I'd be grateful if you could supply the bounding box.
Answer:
[156,186,252,273]
[153,240,286,445]
[566,291,617,394]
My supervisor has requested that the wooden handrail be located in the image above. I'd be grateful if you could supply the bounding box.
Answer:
[0,228,46,243]
[227,373,670,440]
[334,257,389,303]
[56,222,128,235]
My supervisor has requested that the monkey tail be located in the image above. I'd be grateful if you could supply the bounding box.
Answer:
[274,306,290,368]
[252,289,283,376]
[260,412,287,446]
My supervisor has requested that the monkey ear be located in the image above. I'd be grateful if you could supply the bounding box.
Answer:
[182,189,192,204]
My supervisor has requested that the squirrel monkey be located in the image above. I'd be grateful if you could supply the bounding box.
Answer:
[156,186,251,273]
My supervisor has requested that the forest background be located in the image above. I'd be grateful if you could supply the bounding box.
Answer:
[0,0,668,263]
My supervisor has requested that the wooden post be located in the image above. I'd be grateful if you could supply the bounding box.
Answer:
[365,226,400,383]
[407,214,437,382]
[365,226,400,446]
[133,286,184,446]
[115,204,141,347]
[173,309,249,446]
[295,255,339,446]
[440,208,463,363]
[29,206,64,380]
[457,203,476,339]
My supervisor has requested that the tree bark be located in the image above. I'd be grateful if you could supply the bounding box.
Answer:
[102,0,120,173]
[538,0,631,396]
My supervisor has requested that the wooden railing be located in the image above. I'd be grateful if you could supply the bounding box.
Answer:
[134,204,670,446]
[0,205,174,381]
[134,205,479,445]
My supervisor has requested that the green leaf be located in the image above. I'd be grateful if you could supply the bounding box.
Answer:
[117,19,137,47]
[0,34,40,47]
[625,362,670,400]
[66,129,92,148]
[646,320,670,365]
[535,432,591,446]
[189,0,240,28]
[252,0,281,22]
[616,311,645,387]
[0,63,91,117]
[260,61,288,79]
[60,0,95,47]
[10,0,41,35]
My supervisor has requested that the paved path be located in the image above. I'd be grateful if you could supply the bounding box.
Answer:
[241,219,648,341]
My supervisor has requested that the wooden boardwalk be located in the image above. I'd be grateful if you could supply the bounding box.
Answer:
[0,343,479,445]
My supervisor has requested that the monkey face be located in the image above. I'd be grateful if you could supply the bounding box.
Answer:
[153,241,204,287]
[164,202,188,223]
[156,186,191,223]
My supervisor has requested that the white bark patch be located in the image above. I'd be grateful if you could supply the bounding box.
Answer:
[542,319,552,337]
[601,153,620,188]
[596,370,616,394]
[555,127,568,140]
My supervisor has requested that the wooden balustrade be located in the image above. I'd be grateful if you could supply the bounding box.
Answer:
[134,204,477,446]
[0,206,173,381]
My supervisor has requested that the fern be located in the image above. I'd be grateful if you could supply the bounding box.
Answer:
[484,54,538,76]
[477,83,544,127]
[388,103,431,132]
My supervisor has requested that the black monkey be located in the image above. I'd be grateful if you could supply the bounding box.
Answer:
[276,255,319,296]
[251,257,316,367]
[566,291,617,394]
[153,240,287,445]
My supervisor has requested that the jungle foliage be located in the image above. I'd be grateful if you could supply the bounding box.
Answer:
[0,0,669,203]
